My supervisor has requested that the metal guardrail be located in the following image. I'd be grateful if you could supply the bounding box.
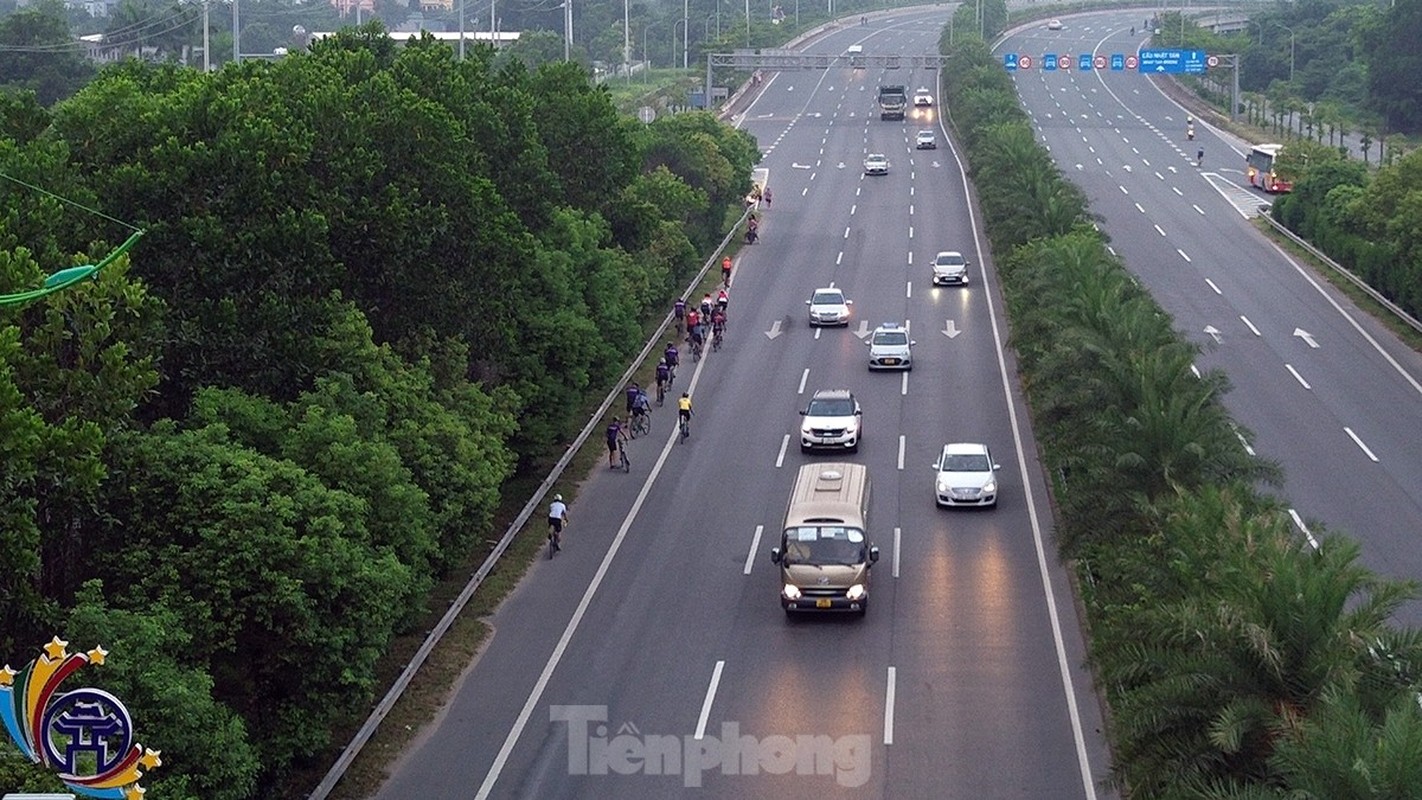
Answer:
[1257,209,1422,336]
[306,209,751,800]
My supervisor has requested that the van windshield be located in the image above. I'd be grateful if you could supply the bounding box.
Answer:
[782,526,867,565]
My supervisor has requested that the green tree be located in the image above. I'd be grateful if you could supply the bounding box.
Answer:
[0,0,95,105]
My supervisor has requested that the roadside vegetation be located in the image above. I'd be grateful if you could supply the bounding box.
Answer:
[1,28,758,797]
[941,3,1422,796]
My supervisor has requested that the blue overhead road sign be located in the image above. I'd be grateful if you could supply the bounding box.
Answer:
[1004,53,1018,70]
[1078,53,1092,71]
[1137,48,1208,74]
[1044,53,1058,71]
[1110,53,1125,70]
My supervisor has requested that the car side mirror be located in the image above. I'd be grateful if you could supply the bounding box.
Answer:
[993,463,1001,471]
[931,461,940,470]
[909,340,917,346]
[846,299,854,304]
[799,410,807,416]
[805,300,812,305]
[869,546,880,563]
[770,547,782,564]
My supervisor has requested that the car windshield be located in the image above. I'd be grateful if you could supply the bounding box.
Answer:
[936,254,964,266]
[943,453,991,472]
[807,398,855,416]
[782,526,866,565]
[812,292,844,305]
[867,155,885,162]
[918,132,934,139]
[873,331,908,346]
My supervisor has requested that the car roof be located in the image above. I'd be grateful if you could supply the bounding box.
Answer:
[916,130,935,137]
[873,322,905,331]
[942,442,989,456]
[812,287,844,296]
[935,250,964,258]
[866,153,887,159]
[812,389,855,400]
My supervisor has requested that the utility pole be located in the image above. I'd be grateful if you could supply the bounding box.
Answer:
[458,0,465,59]
[623,0,630,81]
[564,0,572,60]
[202,0,210,71]
[683,0,689,69]
[232,0,239,63]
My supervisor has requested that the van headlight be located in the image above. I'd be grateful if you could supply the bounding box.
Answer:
[783,584,802,600]
[846,584,866,601]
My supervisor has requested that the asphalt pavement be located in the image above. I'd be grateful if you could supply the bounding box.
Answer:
[1002,11,1422,623]
[373,9,1117,799]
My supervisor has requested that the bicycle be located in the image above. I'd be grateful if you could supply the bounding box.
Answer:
[548,521,565,558]
[630,412,651,438]
[617,442,631,472]
[656,381,666,406]
[712,327,723,352]
[690,338,704,361]
[678,414,691,443]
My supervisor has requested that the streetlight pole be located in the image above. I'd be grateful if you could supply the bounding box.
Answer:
[643,22,657,72]
[745,0,751,46]
[623,0,630,80]
[202,0,209,71]
[673,19,686,70]
[683,0,689,69]
[564,0,572,61]
[458,0,465,59]
[232,0,239,63]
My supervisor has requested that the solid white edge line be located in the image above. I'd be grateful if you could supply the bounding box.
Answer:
[946,79,1099,797]
[883,666,897,746]
[1285,363,1312,390]
[893,526,901,579]
[474,346,717,799]
[1344,426,1380,462]
[695,661,726,740]
[1289,508,1321,550]
[897,435,906,470]
[743,525,764,575]
[775,434,790,468]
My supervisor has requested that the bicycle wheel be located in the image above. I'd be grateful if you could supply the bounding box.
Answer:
[548,529,558,558]
[621,447,630,472]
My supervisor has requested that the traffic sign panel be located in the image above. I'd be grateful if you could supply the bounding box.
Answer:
[1137,48,1208,74]
[1018,54,1033,69]
[1004,52,1018,70]
[1094,55,1107,70]
[1059,55,1071,71]
[1111,53,1125,70]
[1206,54,1220,68]
[1125,54,1139,69]
[1078,53,1092,71]
[1044,54,1058,71]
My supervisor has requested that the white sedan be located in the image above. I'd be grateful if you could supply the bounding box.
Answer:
[863,154,890,175]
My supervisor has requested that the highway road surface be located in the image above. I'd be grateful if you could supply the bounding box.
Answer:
[373,8,1117,800]
[1001,11,1422,623]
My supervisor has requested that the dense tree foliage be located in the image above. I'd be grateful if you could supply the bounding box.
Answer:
[2,30,754,796]
[0,0,95,105]
[943,25,1422,799]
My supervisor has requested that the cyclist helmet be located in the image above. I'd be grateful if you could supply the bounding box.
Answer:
[554,494,562,501]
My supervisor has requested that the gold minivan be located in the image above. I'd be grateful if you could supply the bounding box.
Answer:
[770,463,879,616]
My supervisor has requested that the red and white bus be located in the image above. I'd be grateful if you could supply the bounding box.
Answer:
[1246,143,1292,193]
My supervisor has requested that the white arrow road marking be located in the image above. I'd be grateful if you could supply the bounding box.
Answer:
[765,320,783,339]
[943,320,962,338]
[1293,328,1319,348]
[854,320,871,339]
[1204,325,1222,344]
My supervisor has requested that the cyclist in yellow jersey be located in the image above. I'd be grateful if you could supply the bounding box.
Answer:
[677,393,693,438]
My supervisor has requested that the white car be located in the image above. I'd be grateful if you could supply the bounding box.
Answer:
[800,389,862,452]
[863,153,890,175]
[931,250,969,286]
[806,287,853,326]
[1047,18,1063,30]
[915,130,937,150]
[933,443,1001,507]
[866,322,914,370]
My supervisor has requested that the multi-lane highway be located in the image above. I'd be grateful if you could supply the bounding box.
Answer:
[1000,12,1422,624]
[374,8,1117,799]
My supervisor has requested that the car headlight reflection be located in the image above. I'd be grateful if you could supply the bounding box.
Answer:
[846,584,866,601]
[983,480,997,494]
[783,584,802,600]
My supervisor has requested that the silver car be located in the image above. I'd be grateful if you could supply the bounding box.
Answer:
[932,443,1001,507]
[866,322,914,370]
[931,250,969,286]
[806,287,852,326]
[863,154,890,175]
[800,389,862,452]
[915,130,937,150]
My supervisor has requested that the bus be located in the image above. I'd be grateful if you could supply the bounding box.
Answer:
[1246,144,1292,193]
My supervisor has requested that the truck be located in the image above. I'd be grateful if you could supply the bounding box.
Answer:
[878,84,906,121]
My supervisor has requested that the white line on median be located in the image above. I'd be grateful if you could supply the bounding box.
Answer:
[1205,278,1221,294]
[1153,223,1166,236]
[1285,364,1311,390]
[906,281,912,299]
[836,251,844,265]
[901,372,908,396]
[1240,316,1261,336]
[897,435,905,470]
[775,434,790,468]
[798,368,809,394]
[743,525,764,574]
[883,667,897,745]
[695,661,725,740]
[1288,509,1320,549]
[1344,427,1379,462]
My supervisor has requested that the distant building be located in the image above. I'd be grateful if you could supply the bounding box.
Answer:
[330,0,376,18]
[307,29,520,48]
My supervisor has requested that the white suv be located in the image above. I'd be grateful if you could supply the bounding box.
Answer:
[800,389,862,452]
[931,250,969,286]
